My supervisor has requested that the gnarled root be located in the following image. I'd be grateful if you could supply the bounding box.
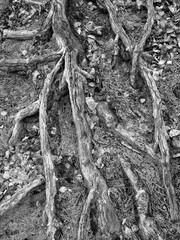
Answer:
[9,100,40,146]
[96,101,157,159]
[65,50,120,239]
[0,52,62,72]
[0,177,44,216]
[118,155,164,240]
[139,57,179,221]
[39,53,65,240]
[130,0,154,88]
[52,0,120,238]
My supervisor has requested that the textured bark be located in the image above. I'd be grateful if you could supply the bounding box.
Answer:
[0,177,43,216]
[139,57,179,221]
[53,0,120,238]
[0,52,61,72]
[130,0,154,88]
[39,54,64,240]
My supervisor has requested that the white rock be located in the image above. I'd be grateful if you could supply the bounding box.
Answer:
[59,186,67,193]
[169,129,180,137]
[3,171,10,179]
[1,111,7,116]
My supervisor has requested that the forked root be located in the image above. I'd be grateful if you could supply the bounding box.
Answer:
[53,0,120,238]
[118,155,164,240]
[130,0,154,88]
[96,101,157,159]
[139,57,179,221]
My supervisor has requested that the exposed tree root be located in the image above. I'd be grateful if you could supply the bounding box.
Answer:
[0,177,44,216]
[1,29,38,40]
[104,0,132,53]
[52,0,120,238]
[39,52,65,240]
[78,182,97,240]
[118,155,164,240]
[130,0,154,88]
[139,57,179,221]
[9,100,40,146]
[0,52,62,72]
[96,101,157,160]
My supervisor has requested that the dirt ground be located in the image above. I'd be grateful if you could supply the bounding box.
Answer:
[0,0,180,239]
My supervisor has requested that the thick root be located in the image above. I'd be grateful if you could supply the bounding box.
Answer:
[139,57,179,221]
[52,0,120,237]
[39,54,64,240]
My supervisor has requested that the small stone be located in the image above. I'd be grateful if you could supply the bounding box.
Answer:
[88,82,95,87]
[3,171,10,179]
[76,174,83,182]
[169,129,180,137]
[1,111,7,116]
[89,68,96,75]
[140,98,146,104]
[74,22,81,28]
[22,50,28,56]
[65,163,71,169]
[59,186,67,193]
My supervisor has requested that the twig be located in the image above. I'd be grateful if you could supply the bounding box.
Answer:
[0,177,44,216]
[139,57,179,221]
[39,53,64,240]
[130,0,154,88]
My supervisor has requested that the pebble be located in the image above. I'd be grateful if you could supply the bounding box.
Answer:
[88,82,95,87]
[1,111,7,116]
[21,50,28,56]
[59,186,67,193]
[169,129,180,137]
[140,98,146,104]
[3,171,10,180]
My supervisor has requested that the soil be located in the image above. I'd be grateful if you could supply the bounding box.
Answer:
[0,0,180,240]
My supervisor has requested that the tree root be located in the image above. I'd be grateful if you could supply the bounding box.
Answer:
[0,52,62,72]
[1,29,38,40]
[9,100,40,146]
[118,155,164,240]
[0,177,44,216]
[39,52,65,240]
[104,0,132,53]
[53,0,120,238]
[96,101,157,160]
[139,57,179,221]
[130,0,154,88]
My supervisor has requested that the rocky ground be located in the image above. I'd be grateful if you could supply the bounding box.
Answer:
[0,0,180,239]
